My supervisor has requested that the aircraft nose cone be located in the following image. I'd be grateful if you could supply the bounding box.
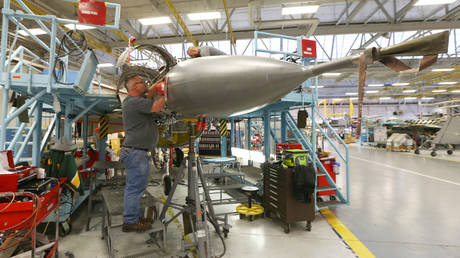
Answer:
[166,56,311,117]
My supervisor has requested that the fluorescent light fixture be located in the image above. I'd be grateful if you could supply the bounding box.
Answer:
[345,92,358,96]
[403,90,416,93]
[368,84,384,87]
[322,73,341,76]
[404,97,417,100]
[282,5,320,15]
[18,28,46,36]
[432,89,447,93]
[451,90,460,93]
[392,82,409,86]
[438,81,457,85]
[415,0,456,6]
[432,68,454,72]
[138,16,172,25]
[64,24,95,30]
[350,97,358,100]
[366,90,378,94]
[332,98,343,101]
[187,11,221,20]
[97,63,114,68]
[316,85,324,88]
[231,147,266,163]
[421,97,434,100]
[379,97,391,100]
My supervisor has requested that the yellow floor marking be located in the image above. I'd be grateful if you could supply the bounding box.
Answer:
[321,208,376,258]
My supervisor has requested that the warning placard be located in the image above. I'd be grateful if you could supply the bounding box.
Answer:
[302,39,317,58]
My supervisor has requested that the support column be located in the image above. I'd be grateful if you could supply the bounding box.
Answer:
[230,118,235,150]
[281,112,287,143]
[32,102,43,166]
[55,113,61,139]
[220,135,227,157]
[263,111,271,162]
[247,118,252,166]
[64,100,72,139]
[83,114,88,157]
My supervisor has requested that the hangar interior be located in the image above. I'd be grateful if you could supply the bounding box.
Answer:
[0,0,459,257]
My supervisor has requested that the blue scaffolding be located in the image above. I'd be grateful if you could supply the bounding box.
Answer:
[230,31,350,210]
[0,0,121,222]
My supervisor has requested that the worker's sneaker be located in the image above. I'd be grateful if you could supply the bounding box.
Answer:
[122,221,152,233]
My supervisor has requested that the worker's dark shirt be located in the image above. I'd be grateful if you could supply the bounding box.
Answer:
[122,96,158,150]
[198,46,227,57]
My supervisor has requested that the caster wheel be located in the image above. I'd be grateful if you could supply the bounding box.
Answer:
[163,175,172,196]
[284,224,290,234]
[249,215,254,221]
[223,229,229,238]
[59,220,72,237]
[265,211,271,218]
[329,195,337,201]
[414,149,420,155]
[239,214,244,220]
[431,151,437,157]
[317,197,324,203]
[447,149,453,155]
[306,221,312,232]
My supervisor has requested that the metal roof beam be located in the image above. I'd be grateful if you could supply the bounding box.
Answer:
[107,21,460,48]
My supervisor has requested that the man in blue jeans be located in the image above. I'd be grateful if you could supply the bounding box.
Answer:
[119,75,165,232]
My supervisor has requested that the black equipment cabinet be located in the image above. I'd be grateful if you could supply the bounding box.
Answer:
[262,163,315,233]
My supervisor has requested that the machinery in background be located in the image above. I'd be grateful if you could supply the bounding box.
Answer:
[424,115,460,156]
[386,133,415,152]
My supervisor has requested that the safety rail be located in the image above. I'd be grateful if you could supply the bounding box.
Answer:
[286,111,349,210]
[0,0,121,165]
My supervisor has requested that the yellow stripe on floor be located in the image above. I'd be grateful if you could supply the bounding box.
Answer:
[321,208,375,258]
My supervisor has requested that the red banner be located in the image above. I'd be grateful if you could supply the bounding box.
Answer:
[302,39,317,58]
[78,0,106,26]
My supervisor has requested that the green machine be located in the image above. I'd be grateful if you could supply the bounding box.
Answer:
[282,149,309,168]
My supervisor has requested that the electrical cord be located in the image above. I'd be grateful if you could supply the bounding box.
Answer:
[52,29,88,85]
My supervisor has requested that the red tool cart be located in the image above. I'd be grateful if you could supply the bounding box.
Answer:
[317,157,338,198]
[0,151,62,257]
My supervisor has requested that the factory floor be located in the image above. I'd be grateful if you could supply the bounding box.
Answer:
[55,145,460,258]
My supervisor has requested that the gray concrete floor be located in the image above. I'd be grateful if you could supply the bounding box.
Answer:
[56,145,460,257]
[334,144,460,258]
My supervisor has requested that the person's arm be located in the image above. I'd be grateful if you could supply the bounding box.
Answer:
[145,85,157,99]
[151,96,165,113]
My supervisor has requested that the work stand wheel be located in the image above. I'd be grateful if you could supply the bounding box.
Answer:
[414,149,420,155]
[306,221,312,232]
[447,149,453,155]
[264,211,271,218]
[249,215,254,221]
[59,220,72,237]
[284,224,290,234]
[223,228,229,238]
[239,214,244,220]
[431,151,437,157]
[163,175,172,196]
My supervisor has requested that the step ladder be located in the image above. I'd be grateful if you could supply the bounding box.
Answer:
[285,112,350,210]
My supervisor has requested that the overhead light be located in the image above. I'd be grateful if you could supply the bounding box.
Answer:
[322,73,341,76]
[138,16,172,25]
[368,84,384,87]
[18,28,46,36]
[345,92,358,96]
[316,85,324,88]
[451,90,460,93]
[403,90,416,93]
[97,63,114,68]
[438,82,457,85]
[350,97,358,100]
[366,90,378,94]
[415,0,456,6]
[332,98,343,101]
[187,11,221,20]
[392,82,409,86]
[432,89,447,93]
[64,24,95,30]
[421,97,434,100]
[404,97,417,100]
[282,5,320,15]
[432,68,454,72]
[379,97,391,100]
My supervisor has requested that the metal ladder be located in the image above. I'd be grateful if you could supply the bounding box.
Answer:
[285,112,350,210]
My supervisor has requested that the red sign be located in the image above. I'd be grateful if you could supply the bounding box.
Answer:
[78,0,107,26]
[302,39,317,58]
